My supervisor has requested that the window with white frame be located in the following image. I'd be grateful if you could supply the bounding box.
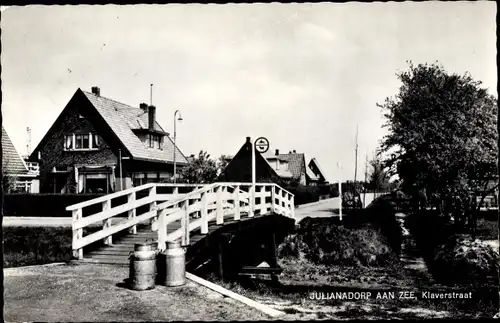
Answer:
[64,133,101,151]
[147,134,163,150]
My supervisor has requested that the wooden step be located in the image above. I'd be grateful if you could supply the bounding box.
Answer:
[81,258,128,266]
[88,249,132,256]
[86,254,132,261]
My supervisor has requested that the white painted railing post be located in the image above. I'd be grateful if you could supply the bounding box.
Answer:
[216,185,224,225]
[149,185,157,226]
[181,200,190,246]
[128,191,137,234]
[271,185,276,214]
[173,186,179,199]
[72,208,83,259]
[201,190,209,234]
[103,199,112,245]
[234,185,241,221]
[249,185,255,218]
[259,185,266,215]
[157,208,167,251]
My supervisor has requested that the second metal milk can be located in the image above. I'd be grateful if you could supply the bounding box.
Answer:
[164,240,186,287]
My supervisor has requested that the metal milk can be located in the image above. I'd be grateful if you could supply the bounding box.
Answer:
[164,240,187,287]
[129,242,158,291]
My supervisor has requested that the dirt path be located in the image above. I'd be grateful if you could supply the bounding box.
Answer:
[4,264,269,322]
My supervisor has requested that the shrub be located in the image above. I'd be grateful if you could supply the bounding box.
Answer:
[278,217,398,267]
[432,235,499,287]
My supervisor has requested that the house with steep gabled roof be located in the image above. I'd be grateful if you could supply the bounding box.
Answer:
[216,137,287,184]
[29,86,189,193]
[2,126,40,193]
[308,157,329,184]
[217,139,329,189]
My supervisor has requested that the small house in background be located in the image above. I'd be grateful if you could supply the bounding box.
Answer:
[217,137,283,183]
[29,86,189,194]
[262,150,294,183]
[218,137,330,190]
[2,126,40,193]
[308,157,329,185]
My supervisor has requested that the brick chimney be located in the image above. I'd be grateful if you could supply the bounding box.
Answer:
[293,150,296,153]
[140,103,148,112]
[275,149,279,155]
[91,86,100,96]
[148,105,156,130]
[246,136,251,143]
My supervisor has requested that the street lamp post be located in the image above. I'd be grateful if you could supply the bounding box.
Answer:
[173,110,183,184]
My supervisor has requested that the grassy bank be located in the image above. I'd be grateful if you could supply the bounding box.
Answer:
[2,226,121,268]
[4,227,73,267]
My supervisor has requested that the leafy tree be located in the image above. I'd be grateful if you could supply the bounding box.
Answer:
[367,157,391,193]
[216,155,231,176]
[178,151,218,184]
[378,62,498,226]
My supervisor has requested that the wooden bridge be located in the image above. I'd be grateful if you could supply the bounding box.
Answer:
[66,182,296,267]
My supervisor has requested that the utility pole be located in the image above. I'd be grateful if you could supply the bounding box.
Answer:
[363,154,368,208]
[337,162,342,221]
[353,125,359,208]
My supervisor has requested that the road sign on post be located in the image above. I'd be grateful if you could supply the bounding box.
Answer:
[255,137,269,154]
[251,137,270,217]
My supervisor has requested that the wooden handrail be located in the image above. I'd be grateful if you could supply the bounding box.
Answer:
[66,183,156,211]
[69,181,295,259]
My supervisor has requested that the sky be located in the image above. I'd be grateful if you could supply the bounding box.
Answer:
[1,2,497,182]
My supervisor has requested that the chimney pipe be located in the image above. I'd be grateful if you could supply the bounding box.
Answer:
[148,105,156,130]
[91,86,100,96]
[275,149,279,155]
[140,103,148,112]
[246,136,251,143]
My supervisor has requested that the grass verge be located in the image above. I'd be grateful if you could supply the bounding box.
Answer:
[3,226,132,268]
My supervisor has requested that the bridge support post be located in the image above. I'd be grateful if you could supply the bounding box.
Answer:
[128,191,137,234]
[201,191,209,234]
[234,185,241,221]
[103,199,112,245]
[149,186,158,226]
[181,200,190,246]
[72,209,83,260]
[157,209,167,251]
[269,233,278,268]
[216,186,223,225]
[249,186,255,218]
[217,237,224,281]
[271,185,276,214]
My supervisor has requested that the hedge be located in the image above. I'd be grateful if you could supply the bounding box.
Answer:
[406,209,499,288]
[3,193,120,217]
[285,184,320,205]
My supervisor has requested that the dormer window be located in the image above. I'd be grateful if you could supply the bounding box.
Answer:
[147,134,163,150]
[64,133,101,151]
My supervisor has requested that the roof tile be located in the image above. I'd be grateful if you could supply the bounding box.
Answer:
[82,91,188,164]
[2,127,28,175]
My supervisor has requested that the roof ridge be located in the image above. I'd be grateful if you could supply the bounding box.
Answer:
[82,90,141,111]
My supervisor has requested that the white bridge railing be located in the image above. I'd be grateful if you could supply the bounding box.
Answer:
[66,182,295,259]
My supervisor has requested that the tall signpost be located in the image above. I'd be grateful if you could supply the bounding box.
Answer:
[337,162,343,221]
[253,137,270,217]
